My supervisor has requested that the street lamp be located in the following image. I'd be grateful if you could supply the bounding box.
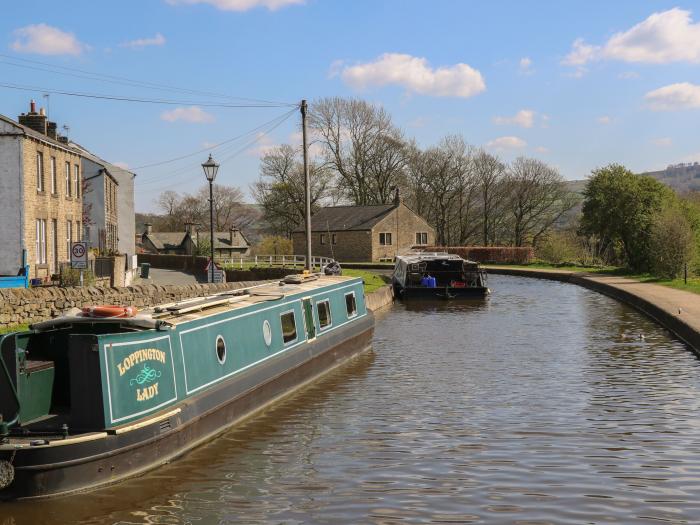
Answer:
[202,154,219,283]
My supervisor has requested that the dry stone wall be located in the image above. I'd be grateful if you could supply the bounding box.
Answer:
[0,281,267,329]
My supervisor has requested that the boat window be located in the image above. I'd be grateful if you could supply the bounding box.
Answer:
[317,300,332,329]
[262,319,272,347]
[280,311,297,344]
[215,335,226,364]
[345,292,357,318]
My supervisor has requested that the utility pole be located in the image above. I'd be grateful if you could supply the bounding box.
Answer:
[301,99,312,272]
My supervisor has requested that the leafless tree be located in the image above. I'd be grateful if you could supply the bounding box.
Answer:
[505,157,577,246]
[251,144,332,237]
[310,97,408,205]
[473,149,507,246]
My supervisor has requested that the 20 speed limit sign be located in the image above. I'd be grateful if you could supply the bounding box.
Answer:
[71,242,88,269]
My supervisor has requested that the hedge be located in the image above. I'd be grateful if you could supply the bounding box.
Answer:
[426,246,534,264]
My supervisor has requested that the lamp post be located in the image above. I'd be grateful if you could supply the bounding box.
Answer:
[202,154,219,283]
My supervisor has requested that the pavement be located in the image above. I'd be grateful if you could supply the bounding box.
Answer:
[136,268,202,286]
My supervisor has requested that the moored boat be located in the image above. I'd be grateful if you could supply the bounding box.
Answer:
[0,274,373,499]
[392,252,489,299]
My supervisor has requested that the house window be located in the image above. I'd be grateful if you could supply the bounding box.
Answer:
[65,161,71,196]
[331,233,337,245]
[77,221,81,242]
[74,165,80,197]
[320,234,326,245]
[50,156,57,194]
[36,152,44,192]
[280,311,297,344]
[345,292,357,318]
[415,232,428,245]
[35,219,46,264]
[379,232,392,245]
[66,220,72,258]
[317,300,332,329]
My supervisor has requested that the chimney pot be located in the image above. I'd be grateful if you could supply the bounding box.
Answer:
[30,100,36,113]
[144,223,153,235]
[39,107,46,116]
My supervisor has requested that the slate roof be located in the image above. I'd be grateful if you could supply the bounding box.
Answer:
[294,204,397,233]
[144,230,250,252]
[0,113,78,153]
[143,232,189,251]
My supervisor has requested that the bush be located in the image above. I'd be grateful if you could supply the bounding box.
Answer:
[251,236,293,256]
[648,209,696,279]
[59,267,95,287]
[427,246,534,264]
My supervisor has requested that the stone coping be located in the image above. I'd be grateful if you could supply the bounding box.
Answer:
[485,266,700,356]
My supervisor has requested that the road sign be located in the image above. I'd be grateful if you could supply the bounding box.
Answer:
[205,259,226,283]
[71,242,88,269]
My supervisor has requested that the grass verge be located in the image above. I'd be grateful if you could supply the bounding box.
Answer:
[342,268,390,294]
[0,323,30,335]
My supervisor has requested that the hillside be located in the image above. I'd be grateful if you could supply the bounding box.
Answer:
[642,163,700,194]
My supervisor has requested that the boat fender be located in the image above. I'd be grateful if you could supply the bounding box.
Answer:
[82,305,138,318]
[0,460,14,490]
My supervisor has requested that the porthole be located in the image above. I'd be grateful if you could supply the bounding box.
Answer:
[262,319,272,347]
[215,335,226,364]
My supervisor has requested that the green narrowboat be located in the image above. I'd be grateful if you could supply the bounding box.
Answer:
[0,274,374,499]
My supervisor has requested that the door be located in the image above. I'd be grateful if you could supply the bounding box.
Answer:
[302,298,316,341]
[51,219,58,274]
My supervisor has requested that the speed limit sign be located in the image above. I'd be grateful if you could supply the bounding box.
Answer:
[71,242,88,269]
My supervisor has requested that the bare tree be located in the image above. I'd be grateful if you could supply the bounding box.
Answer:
[310,97,407,205]
[251,144,331,237]
[505,157,577,246]
[473,149,507,246]
[195,184,247,231]
[155,190,181,230]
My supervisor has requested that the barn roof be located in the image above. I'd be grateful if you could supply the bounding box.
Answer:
[294,204,397,233]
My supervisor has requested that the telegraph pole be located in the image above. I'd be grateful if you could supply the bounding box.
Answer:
[301,100,312,272]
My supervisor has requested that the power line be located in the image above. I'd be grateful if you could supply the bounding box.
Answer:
[0,81,297,108]
[134,107,298,170]
[0,53,296,107]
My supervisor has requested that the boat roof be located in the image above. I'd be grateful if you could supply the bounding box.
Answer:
[30,274,360,332]
[396,252,478,265]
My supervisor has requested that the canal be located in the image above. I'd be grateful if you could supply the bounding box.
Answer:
[5,275,700,524]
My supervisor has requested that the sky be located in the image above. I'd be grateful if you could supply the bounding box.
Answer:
[2,0,700,212]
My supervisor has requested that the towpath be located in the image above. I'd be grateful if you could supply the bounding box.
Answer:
[485,266,700,354]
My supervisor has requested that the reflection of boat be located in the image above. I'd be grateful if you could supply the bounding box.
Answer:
[0,274,373,499]
[392,252,489,299]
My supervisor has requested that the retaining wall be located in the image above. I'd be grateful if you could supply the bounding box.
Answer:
[366,285,394,312]
[0,280,267,329]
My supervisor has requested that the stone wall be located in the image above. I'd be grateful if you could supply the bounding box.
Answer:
[372,203,435,261]
[0,280,267,329]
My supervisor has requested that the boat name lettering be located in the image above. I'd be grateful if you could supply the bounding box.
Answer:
[116,348,167,376]
[136,382,159,402]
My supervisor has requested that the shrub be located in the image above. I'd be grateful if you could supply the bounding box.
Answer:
[648,209,696,279]
[427,246,534,264]
[251,236,293,256]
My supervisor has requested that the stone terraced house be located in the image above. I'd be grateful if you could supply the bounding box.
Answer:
[292,192,435,262]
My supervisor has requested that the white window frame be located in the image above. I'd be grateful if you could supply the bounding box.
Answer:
[65,161,71,196]
[215,334,227,365]
[316,298,333,331]
[66,220,72,258]
[35,219,46,264]
[74,164,80,197]
[379,232,392,246]
[344,291,358,319]
[415,232,428,245]
[280,309,298,346]
[36,152,44,192]
[331,233,337,245]
[50,156,57,194]
[320,233,326,245]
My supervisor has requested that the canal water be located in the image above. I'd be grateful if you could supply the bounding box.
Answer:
[5,275,700,524]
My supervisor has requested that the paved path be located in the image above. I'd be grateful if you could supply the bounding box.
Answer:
[137,268,202,286]
[485,266,700,354]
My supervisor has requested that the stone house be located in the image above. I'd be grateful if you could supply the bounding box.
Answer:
[0,101,84,279]
[291,194,435,262]
[141,223,250,258]
[73,143,136,263]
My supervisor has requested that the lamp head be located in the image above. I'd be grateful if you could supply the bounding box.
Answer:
[202,154,219,182]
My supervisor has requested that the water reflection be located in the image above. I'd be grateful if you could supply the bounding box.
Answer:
[5,275,700,524]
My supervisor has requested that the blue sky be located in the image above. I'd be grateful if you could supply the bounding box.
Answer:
[2,0,700,212]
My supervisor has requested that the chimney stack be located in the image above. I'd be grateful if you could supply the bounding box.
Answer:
[393,186,401,206]
[144,223,153,235]
[229,226,238,243]
[18,100,48,136]
[184,222,195,235]
[47,121,57,139]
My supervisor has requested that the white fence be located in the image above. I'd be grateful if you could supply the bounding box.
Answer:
[219,254,335,269]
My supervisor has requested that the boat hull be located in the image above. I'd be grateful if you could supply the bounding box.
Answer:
[0,312,374,500]
[395,286,489,299]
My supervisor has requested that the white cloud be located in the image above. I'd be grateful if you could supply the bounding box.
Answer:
[519,57,533,74]
[563,8,700,67]
[493,109,535,128]
[486,136,527,150]
[652,137,672,147]
[645,82,700,111]
[160,106,215,123]
[535,146,550,154]
[10,24,87,56]
[165,0,304,11]
[246,132,276,157]
[597,116,612,124]
[339,53,486,98]
[120,33,166,49]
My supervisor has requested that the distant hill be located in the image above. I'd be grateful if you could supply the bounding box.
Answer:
[642,163,700,194]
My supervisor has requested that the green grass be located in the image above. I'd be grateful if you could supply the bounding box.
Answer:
[0,323,29,335]
[342,269,390,294]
